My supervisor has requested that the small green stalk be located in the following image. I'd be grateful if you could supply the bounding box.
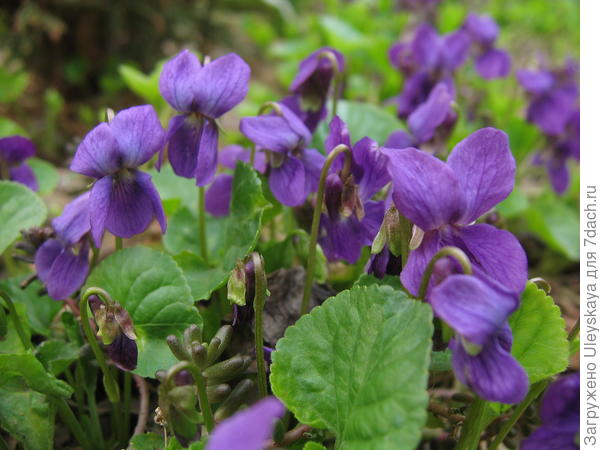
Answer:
[55,397,93,450]
[0,291,32,350]
[454,397,493,450]
[301,144,352,316]
[418,246,472,300]
[79,287,120,403]
[115,236,123,251]
[123,371,133,441]
[488,380,549,450]
[252,252,269,398]
[198,186,209,262]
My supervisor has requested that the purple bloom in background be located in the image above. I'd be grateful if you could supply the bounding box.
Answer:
[522,373,579,450]
[389,23,470,118]
[463,13,511,80]
[70,105,167,247]
[382,128,528,296]
[0,135,39,191]
[240,103,325,206]
[206,396,285,450]
[318,117,388,263]
[159,50,251,185]
[518,61,579,193]
[205,145,267,216]
[285,47,345,132]
[35,192,91,299]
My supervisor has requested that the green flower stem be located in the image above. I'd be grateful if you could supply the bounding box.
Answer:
[79,287,120,403]
[115,236,123,251]
[167,361,215,432]
[86,385,104,448]
[418,246,472,300]
[318,50,342,119]
[198,186,209,262]
[488,380,550,450]
[0,290,32,350]
[252,252,269,398]
[301,144,352,316]
[123,371,132,442]
[489,327,580,450]
[568,317,580,342]
[454,397,493,450]
[55,397,93,450]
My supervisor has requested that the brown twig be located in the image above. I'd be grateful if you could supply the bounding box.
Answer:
[428,402,465,423]
[133,374,150,436]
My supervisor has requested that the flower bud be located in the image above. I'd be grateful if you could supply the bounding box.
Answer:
[214,379,255,421]
[167,334,190,361]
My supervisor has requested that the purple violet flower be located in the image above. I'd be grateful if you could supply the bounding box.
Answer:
[206,396,285,450]
[159,50,251,185]
[284,47,344,132]
[240,102,325,206]
[0,135,39,191]
[389,23,470,118]
[70,105,167,247]
[463,13,511,80]
[205,145,267,216]
[35,192,91,300]
[318,117,388,263]
[522,373,579,450]
[382,127,528,296]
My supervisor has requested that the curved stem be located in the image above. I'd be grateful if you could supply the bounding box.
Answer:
[80,287,120,403]
[258,101,283,117]
[318,51,342,119]
[198,186,209,262]
[301,144,352,316]
[488,380,549,450]
[133,374,150,436]
[568,317,580,342]
[418,246,472,300]
[0,291,32,350]
[252,252,268,398]
[165,361,215,432]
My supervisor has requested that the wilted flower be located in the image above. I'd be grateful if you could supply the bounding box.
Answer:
[382,128,528,296]
[159,50,251,185]
[318,116,387,263]
[463,13,511,79]
[205,145,267,217]
[240,103,325,206]
[522,373,579,450]
[70,105,167,247]
[35,192,91,300]
[0,135,38,191]
[88,294,138,371]
[206,396,285,450]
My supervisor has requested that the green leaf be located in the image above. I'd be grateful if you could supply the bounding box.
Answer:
[150,166,198,216]
[174,163,270,300]
[0,181,47,254]
[0,352,73,397]
[524,194,579,260]
[0,68,29,103]
[0,277,62,337]
[271,285,433,450]
[28,158,60,195]
[0,379,55,450]
[0,302,30,354]
[129,433,166,449]
[0,117,27,137]
[314,100,404,149]
[353,273,404,291]
[496,189,528,219]
[118,63,167,109]
[84,247,202,378]
[509,282,569,384]
[303,442,327,450]
[35,340,80,376]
